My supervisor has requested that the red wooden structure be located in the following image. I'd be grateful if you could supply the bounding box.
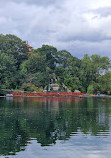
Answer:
[10,92,86,96]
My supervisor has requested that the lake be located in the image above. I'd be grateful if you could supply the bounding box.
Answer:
[0,96,111,158]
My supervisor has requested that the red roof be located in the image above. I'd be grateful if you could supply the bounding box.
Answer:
[27,44,32,48]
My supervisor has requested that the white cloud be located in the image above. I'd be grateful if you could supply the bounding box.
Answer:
[0,0,111,58]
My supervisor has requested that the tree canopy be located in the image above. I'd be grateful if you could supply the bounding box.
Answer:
[0,34,111,94]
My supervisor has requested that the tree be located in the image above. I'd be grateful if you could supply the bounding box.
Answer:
[56,50,72,68]
[87,85,94,94]
[0,34,28,68]
[37,45,57,70]
[94,72,111,94]
[79,54,93,92]
[0,52,17,89]
[79,54,111,92]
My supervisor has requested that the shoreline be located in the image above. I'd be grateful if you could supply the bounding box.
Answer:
[0,95,111,98]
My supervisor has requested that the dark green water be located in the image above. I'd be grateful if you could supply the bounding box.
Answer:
[0,97,111,158]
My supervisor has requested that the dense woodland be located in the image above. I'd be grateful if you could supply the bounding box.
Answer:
[0,34,111,94]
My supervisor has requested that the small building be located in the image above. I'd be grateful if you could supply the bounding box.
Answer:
[27,41,33,55]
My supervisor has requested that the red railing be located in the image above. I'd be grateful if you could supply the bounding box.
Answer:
[10,92,86,96]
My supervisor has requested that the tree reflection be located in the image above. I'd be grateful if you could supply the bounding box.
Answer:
[0,97,110,155]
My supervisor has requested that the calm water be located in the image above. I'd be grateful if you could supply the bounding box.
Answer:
[0,97,111,158]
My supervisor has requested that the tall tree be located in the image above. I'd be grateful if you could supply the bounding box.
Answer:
[37,45,57,70]
[0,52,16,89]
[0,34,28,68]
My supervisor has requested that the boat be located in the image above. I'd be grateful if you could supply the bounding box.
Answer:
[6,94,13,97]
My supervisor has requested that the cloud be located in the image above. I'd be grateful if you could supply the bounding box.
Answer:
[91,7,111,17]
[0,0,62,7]
[1,0,111,58]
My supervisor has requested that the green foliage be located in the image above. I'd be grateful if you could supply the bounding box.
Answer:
[64,73,81,92]
[56,50,72,68]
[37,45,57,70]
[55,66,66,84]
[0,34,111,94]
[0,52,17,89]
[87,85,94,94]
[0,34,28,68]
[94,72,111,94]
[79,54,111,93]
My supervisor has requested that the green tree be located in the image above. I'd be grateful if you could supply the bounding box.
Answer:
[56,50,72,68]
[0,34,28,68]
[87,84,94,94]
[79,54,111,92]
[0,52,17,89]
[37,45,57,70]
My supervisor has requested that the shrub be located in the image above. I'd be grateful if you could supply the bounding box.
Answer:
[87,85,94,94]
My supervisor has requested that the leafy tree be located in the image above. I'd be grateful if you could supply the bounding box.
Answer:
[55,66,66,84]
[24,53,47,73]
[0,52,17,89]
[37,45,57,70]
[79,54,111,92]
[0,34,111,93]
[64,72,81,92]
[87,84,94,94]
[0,34,28,68]
[56,50,72,68]
[94,72,111,94]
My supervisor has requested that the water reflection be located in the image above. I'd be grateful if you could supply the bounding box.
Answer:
[0,97,110,156]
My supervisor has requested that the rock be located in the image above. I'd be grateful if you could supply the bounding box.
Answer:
[74,90,81,93]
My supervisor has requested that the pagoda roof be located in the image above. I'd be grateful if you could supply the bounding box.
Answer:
[27,44,32,48]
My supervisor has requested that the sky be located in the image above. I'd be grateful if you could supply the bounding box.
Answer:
[1,0,111,58]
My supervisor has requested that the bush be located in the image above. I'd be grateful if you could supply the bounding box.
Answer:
[87,85,94,94]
